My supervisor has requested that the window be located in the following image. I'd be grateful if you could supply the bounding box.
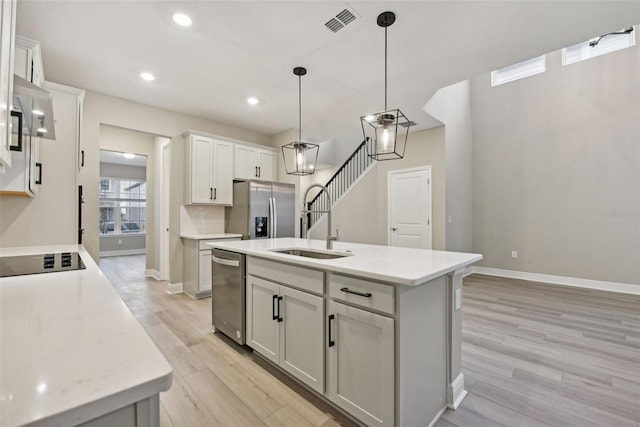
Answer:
[562,28,636,65]
[99,178,147,235]
[491,55,546,87]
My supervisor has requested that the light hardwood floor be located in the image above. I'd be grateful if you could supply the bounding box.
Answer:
[100,256,640,427]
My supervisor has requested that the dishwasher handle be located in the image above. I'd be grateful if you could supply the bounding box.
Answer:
[211,255,240,267]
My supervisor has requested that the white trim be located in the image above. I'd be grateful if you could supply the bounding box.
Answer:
[387,165,432,249]
[100,249,146,257]
[447,373,467,409]
[428,405,448,427]
[166,282,183,294]
[144,269,161,281]
[159,139,170,281]
[472,266,640,295]
[307,160,377,235]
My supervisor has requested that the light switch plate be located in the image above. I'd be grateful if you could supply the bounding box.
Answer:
[455,288,462,310]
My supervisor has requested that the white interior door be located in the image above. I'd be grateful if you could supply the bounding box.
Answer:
[388,166,432,249]
[160,141,170,280]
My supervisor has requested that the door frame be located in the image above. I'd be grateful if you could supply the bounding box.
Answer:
[387,166,432,249]
[160,139,171,281]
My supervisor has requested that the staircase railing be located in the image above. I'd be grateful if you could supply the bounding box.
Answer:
[306,138,374,230]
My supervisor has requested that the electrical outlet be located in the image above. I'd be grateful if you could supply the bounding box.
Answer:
[455,289,462,310]
[448,216,452,224]
[118,239,123,245]
[512,251,517,259]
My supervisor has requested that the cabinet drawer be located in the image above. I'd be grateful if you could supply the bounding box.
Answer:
[247,256,323,295]
[199,238,240,250]
[329,274,394,315]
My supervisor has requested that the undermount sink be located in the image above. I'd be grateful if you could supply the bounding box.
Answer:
[269,248,352,259]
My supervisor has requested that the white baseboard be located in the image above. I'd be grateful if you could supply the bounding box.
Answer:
[144,269,161,281]
[472,266,640,295]
[166,282,183,294]
[428,406,449,427]
[447,373,467,409]
[100,249,146,257]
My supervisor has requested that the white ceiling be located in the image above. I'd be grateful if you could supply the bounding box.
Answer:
[16,1,640,152]
[100,149,147,167]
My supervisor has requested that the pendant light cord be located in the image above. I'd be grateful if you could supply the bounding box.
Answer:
[298,74,302,141]
[384,24,388,111]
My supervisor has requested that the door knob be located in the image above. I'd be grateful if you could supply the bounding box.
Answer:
[391,227,397,231]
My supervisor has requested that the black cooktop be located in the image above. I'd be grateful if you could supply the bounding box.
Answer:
[0,252,86,278]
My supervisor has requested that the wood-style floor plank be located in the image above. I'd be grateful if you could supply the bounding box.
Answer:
[100,256,640,427]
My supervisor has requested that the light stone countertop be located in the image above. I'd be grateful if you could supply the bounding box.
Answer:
[207,238,482,286]
[179,232,242,240]
[0,245,172,427]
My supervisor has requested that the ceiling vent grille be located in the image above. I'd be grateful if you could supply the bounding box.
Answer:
[399,121,417,128]
[324,6,358,33]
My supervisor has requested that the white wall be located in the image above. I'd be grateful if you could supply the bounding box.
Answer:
[424,80,473,252]
[309,126,446,249]
[471,44,640,285]
[79,90,272,284]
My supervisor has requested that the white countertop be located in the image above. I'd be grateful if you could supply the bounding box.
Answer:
[207,238,482,286]
[0,245,172,427]
[179,232,242,240]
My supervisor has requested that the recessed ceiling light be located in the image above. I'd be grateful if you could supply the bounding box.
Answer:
[172,13,192,27]
[32,109,44,116]
[122,153,136,159]
[139,72,155,81]
[247,97,259,105]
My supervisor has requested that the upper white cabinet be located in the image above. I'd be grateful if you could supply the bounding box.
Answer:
[234,144,276,181]
[184,133,233,205]
[0,0,17,169]
[13,35,43,86]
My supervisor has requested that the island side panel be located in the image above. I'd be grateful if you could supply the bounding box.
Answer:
[396,275,448,426]
[447,269,466,408]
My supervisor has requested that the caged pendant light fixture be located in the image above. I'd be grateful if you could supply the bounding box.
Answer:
[282,67,319,175]
[361,11,412,161]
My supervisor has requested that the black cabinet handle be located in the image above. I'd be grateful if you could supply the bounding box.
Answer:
[340,287,372,298]
[214,188,217,200]
[81,150,85,167]
[10,111,22,152]
[258,166,261,178]
[210,188,213,200]
[272,295,278,320]
[35,162,42,184]
[328,314,335,347]
[277,296,283,322]
[255,166,258,177]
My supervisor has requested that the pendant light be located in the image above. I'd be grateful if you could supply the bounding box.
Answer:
[361,11,412,161]
[282,67,319,175]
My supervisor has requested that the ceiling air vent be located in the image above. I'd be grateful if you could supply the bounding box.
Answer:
[324,6,358,33]
[399,121,417,128]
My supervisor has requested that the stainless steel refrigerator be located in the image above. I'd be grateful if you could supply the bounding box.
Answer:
[225,180,295,239]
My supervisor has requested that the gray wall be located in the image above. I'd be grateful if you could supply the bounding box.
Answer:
[471,45,640,285]
[100,234,146,253]
[424,80,474,252]
[100,162,146,180]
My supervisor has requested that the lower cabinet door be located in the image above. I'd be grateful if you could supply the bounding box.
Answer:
[246,276,280,364]
[327,301,395,427]
[279,285,324,393]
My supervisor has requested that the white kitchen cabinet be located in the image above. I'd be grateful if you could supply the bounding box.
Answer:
[246,274,325,393]
[13,35,44,86]
[184,133,234,205]
[0,134,39,196]
[234,144,276,181]
[182,236,240,299]
[0,0,17,169]
[327,301,394,427]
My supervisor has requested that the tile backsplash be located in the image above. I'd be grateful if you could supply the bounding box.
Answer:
[180,205,225,235]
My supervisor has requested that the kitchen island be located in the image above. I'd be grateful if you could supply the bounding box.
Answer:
[208,238,482,427]
[0,245,172,427]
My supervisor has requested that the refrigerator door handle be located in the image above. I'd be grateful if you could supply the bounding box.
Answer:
[268,197,274,238]
[272,197,277,238]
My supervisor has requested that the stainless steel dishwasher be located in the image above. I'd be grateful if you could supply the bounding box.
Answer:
[211,249,246,345]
